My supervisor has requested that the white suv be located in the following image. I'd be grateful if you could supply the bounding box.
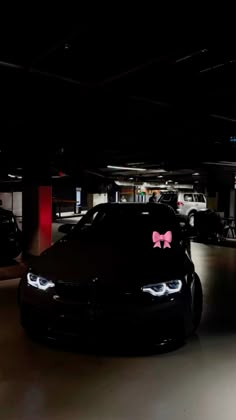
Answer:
[158,191,206,226]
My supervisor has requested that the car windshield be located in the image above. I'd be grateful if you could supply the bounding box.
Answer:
[72,204,181,245]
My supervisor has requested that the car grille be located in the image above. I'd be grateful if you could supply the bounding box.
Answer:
[56,282,91,303]
[55,280,141,304]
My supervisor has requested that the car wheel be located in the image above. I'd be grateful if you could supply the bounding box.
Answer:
[188,212,196,227]
[191,273,203,332]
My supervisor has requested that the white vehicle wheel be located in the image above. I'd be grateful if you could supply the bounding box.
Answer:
[188,213,195,227]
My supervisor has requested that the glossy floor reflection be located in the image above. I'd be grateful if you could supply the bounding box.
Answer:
[0,243,236,419]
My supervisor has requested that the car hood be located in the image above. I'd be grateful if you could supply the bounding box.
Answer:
[31,235,193,288]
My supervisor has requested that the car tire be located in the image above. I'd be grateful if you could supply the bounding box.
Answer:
[191,273,203,333]
[188,212,196,227]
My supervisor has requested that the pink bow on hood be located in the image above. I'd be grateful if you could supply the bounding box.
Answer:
[152,231,172,248]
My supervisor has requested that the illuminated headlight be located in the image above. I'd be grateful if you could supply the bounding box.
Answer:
[27,273,55,291]
[142,280,182,297]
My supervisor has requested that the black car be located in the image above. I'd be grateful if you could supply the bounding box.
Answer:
[18,203,202,346]
[0,207,22,263]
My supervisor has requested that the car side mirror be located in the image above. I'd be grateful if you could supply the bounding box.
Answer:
[79,222,92,233]
[58,224,75,234]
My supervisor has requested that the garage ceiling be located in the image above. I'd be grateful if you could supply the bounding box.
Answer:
[0,13,235,181]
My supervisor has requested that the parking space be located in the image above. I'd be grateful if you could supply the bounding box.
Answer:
[0,242,236,419]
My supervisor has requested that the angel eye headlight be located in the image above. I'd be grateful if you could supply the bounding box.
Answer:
[166,280,182,293]
[27,273,55,291]
[142,280,182,296]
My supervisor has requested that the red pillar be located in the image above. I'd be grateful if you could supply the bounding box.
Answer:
[22,186,52,256]
[38,186,52,252]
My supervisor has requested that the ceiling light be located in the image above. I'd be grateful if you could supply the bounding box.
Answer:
[210,114,236,123]
[127,162,145,165]
[8,174,22,179]
[158,175,163,178]
[167,179,173,182]
[107,165,146,172]
[176,48,208,63]
[203,161,236,166]
[150,169,166,173]
[193,172,200,176]
[129,177,134,180]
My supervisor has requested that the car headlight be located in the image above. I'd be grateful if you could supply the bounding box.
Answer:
[141,280,182,297]
[27,273,55,291]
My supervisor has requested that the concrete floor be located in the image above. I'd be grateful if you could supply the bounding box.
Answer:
[0,243,236,419]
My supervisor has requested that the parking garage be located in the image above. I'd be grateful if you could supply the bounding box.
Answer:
[0,15,236,420]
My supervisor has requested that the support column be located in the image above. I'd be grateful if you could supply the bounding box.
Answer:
[87,193,94,210]
[115,191,119,202]
[206,174,219,211]
[22,186,52,256]
[133,186,136,202]
[229,189,236,218]
[206,191,218,210]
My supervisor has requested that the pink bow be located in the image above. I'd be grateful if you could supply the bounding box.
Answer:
[152,231,172,248]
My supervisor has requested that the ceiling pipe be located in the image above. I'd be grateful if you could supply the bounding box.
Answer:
[0,61,23,70]
[0,60,87,87]
[210,114,236,123]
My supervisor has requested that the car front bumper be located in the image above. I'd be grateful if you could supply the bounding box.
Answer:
[19,284,192,344]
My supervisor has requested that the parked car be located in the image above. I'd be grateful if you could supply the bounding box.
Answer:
[18,203,202,347]
[158,191,206,226]
[195,209,224,242]
[0,207,22,263]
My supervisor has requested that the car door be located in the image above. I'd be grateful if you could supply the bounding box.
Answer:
[195,193,206,211]
[183,193,195,215]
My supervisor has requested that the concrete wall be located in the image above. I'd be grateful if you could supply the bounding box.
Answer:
[87,193,108,209]
[0,192,22,216]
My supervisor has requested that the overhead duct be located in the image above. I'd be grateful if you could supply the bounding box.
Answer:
[115,180,194,189]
